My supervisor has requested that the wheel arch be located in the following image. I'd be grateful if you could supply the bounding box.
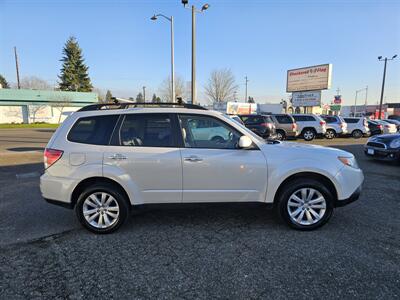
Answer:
[71,177,131,209]
[273,172,338,206]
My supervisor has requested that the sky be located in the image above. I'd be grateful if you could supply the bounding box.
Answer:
[0,0,399,106]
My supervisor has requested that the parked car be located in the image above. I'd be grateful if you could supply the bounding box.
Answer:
[364,133,400,162]
[228,114,245,125]
[321,115,348,139]
[374,120,398,134]
[367,120,384,136]
[388,115,400,122]
[238,114,276,139]
[292,114,326,141]
[343,117,370,138]
[269,114,298,140]
[384,119,400,132]
[40,102,364,233]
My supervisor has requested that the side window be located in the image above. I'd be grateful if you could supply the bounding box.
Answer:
[293,115,305,122]
[179,114,242,149]
[275,115,292,124]
[344,118,358,124]
[68,115,119,145]
[118,114,175,147]
[323,117,336,123]
[306,116,316,122]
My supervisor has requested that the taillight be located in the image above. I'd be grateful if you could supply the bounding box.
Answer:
[44,148,63,169]
[260,123,269,127]
[378,125,383,130]
[320,121,326,126]
[291,123,297,130]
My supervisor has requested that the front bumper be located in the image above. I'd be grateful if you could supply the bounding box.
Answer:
[364,146,400,161]
[335,186,361,207]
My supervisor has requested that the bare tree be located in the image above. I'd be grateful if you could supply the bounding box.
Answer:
[29,105,47,123]
[51,96,72,123]
[20,76,53,90]
[92,87,106,103]
[159,75,187,102]
[204,68,238,103]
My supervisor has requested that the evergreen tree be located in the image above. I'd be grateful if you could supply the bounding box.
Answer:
[105,90,113,102]
[0,74,9,88]
[152,93,161,103]
[248,96,255,103]
[58,36,93,92]
[136,92,144,102]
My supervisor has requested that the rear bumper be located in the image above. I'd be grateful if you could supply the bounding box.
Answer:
[40,173,77,206]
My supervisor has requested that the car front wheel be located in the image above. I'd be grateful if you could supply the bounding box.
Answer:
[76,183,129,233]
[276,179,334,230]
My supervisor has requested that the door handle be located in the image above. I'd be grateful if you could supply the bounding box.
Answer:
[108,154,127,160]
[184,156,203,162]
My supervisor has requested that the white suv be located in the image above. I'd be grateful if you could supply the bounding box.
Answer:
[40,103,364,233]
[292,114,327,141]
[343,117,370,138]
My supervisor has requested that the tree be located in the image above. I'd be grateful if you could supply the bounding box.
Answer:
[152,93,161,103]
[159,75,187,102]
[51,96,72,123]
[204,68,238,103]
[20,76,52,90]
[0,74,9,88]
[136,92,144,102]
[58,36,93,92]
[248,97,255,103]
[105,90,113,102]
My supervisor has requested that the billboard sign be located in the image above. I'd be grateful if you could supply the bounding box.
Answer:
[333,95,342,104]
[226,102,257,114]
[292,91,321,107]
[330,104,341,111]
[287,64,332,92]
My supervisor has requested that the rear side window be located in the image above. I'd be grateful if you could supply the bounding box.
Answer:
[275,115,294,124]
[323,116,337,123]
[68,115,119,145]
[293,115,315,122]
[118,114,175,147]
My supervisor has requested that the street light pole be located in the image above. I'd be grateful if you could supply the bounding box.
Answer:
[191,5,196,104]
[151,14,175,102]
[245,76,249,102]
[182,1,209,105]
[378,55,397,119]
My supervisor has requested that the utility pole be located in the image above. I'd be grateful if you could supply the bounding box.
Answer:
[378,55,397,119]
[245,76,249,102]
[171,16,175,102]
[143,86,146,102]
[14,47,21,89]
[365,85,368,114]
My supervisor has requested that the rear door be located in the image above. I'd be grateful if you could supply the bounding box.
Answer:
[178,114,268,203]
[104,113,182,204]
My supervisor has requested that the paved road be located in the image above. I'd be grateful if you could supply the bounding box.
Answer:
[0,129,399,299]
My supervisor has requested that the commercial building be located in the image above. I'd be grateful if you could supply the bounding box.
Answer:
[0,88,98,124]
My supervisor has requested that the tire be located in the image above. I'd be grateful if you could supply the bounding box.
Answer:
[302,129,316,141]
[276,130,286,141]
[276,178,334,231]
[325,129,336,139]
[352,130,363,139]
[75,183,129,234]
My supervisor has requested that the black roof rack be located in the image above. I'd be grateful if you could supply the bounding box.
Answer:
[78,101,207,112]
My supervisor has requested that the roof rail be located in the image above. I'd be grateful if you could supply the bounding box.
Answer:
[78,101,207,112]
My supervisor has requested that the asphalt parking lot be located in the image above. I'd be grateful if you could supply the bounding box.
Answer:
[0,128,399,299]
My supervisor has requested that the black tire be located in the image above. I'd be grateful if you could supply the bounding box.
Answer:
[75,183,129,234]
[302,129,316,141]
[276,178,334,231]
[352,130,363,139]
[276,130,286,141]
[325,129,336,139]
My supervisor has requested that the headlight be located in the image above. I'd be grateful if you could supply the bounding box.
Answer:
[390,138,400,149]
[338,156,359,169]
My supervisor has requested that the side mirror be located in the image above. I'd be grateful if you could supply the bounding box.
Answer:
[238,135,253,149]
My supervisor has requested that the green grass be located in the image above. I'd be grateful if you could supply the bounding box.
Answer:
[0,123,59,129]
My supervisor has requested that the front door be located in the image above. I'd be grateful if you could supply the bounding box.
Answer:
[178,114,268,203]
[103,113,182,204]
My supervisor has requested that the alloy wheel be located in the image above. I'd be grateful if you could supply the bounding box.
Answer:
[303,130,314,141]
[325,130,335,139]
[287,188,327,226]
[83,192,120,229]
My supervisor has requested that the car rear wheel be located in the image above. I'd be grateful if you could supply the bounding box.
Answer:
[302,129,316,141]
[325,129,336,139]
[76,183,129,233]
[276,179,334,230]
[352,130,363,139]
[276,130,286,141]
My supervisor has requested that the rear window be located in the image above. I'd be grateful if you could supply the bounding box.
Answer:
[275,115,293,124]
[344,118,359,124]
[293,115,315,122]
[242,115,269,124]
[322,116,337,123]
[68,115,119,145]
